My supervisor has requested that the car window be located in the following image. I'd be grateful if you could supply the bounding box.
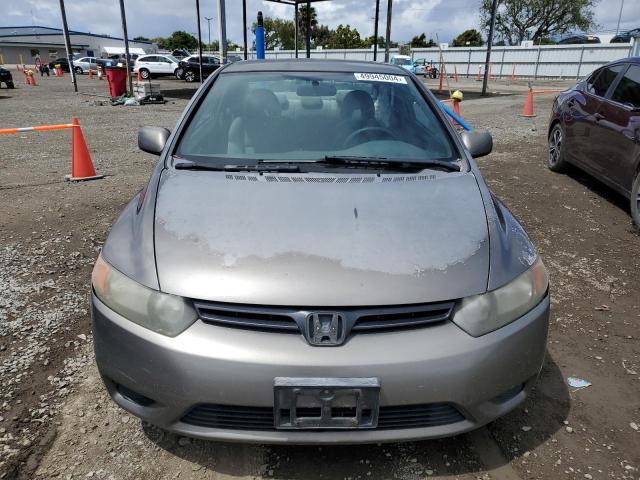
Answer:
[209,57,220,65]
[176,71,456,164]
[587,65,624,97]
[611,65,640,108]
[165,55,179,63]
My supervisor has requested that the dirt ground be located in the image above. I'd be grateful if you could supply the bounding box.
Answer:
[0,71,638,480]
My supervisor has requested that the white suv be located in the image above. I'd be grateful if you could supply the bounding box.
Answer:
[134,54,180,79]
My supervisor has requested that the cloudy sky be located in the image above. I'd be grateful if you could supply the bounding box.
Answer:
[3,0,638,44]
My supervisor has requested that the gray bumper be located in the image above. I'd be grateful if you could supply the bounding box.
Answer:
[92,293,550,444]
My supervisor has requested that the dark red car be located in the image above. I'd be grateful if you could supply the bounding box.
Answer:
[548,57,640,226]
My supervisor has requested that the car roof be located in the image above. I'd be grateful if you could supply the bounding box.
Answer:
[222,59,409,75]
[607,56,640,66]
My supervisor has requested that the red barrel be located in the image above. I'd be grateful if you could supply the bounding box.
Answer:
[105,67,128,97]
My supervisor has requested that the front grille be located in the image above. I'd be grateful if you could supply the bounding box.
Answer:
[182,403,464,431]
[193,301,455,338]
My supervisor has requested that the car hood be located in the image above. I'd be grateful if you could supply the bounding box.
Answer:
[154,169,490,306]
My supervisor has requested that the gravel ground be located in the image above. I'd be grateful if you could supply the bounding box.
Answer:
[0,72,638,480]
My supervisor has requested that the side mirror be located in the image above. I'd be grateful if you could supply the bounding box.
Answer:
[138,126,170,155]
[461,130,493,158]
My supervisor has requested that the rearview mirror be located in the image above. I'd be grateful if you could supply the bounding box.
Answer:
[138,126,170,155]
[461,130,493,158]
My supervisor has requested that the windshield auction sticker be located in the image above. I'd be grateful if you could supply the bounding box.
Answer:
[354,73,407,84]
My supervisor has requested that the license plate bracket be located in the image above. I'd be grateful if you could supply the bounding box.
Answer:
[274,377,380,430]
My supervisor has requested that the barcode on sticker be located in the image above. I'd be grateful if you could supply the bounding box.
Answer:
[354,73,407,84]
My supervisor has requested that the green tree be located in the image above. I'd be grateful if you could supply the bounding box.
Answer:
[452,29,483,46]
[252,17,296,50]
[313,24,333,48]
[411,33,428,47]
[297,5,318,44]
[164,31,199,51]
[360,35,385,48]
[480,0,598,46]
[150,36,168,49]
[328,24,361,49]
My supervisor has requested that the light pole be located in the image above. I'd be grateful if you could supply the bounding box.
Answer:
[615,0,625,36]
[205,16,213,50]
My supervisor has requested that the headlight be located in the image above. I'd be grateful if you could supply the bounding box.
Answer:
[452,257,548,337]
[92,255,197,336]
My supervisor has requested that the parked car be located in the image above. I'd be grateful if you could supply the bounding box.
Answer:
[610,28,640,43]
[0,66,14,88]
[181,55,221,82]
[172,49,191,59]
[226,54,243,63]
[92,59,550,444]
[412,58,439,78]
[558,34,600,44]
[48,58,70,72]
[548,58,640,226]
[133,54,180,79]
[72,56,98,74]
[389,54,414,72]
[175,55,203,79]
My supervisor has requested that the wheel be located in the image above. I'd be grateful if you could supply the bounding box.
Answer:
[139,68,151,80]
[548,123,567,172]
[175,68,183,79]
[7,82,14,89]
[74,66,83,75]
[430,68,438,79]
[184,70,196,83]
[631,170,640,228]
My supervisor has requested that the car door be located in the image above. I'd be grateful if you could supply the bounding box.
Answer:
[160,56,174,74]
[565,64,625,174]
[204,56,220,76]
[591,64,640,194]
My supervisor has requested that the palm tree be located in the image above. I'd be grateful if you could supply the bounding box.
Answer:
[297,5,318,45]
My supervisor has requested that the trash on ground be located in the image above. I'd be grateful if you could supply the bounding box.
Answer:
[567,377,592,390]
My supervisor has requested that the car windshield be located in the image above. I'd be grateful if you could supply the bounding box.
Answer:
[393,58,411,66]
[176,71,456,164]
[165,55,179,63]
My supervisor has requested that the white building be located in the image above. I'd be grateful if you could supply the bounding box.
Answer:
[0,25,155,65]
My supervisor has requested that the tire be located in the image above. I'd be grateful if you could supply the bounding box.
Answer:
[139,68,151,80]
[631,171,640,228]
[547,123,568,172]
[7,82,14,89]
[184,70,196,83]
[74,66,83,75]
[175,68,182,79]
[430,69,438,79]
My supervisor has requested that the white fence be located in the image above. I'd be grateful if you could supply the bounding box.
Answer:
[236,43,634,79]
[411,43,635,79]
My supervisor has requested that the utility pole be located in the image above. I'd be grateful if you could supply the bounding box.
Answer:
[242,0,248,60]
[58,0,77,92]
[373,0,380,61]
[217,0,227,63]
[205,16,213,50]
[615,0,625,36]
[118,0,133,96]
[196,0,203,83]
[384,0,393,62]
[482,0,498,96]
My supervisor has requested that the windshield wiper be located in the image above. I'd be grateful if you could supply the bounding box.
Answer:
[174,160,300,173]
[320,156,461,172]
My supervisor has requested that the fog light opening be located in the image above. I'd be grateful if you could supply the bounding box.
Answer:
[116,384,156,407]
[492,384,524,404]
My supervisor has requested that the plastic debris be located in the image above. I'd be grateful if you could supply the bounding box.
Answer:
[567,377,592,390]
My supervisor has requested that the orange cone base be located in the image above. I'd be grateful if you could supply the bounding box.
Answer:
[65,173,105,182]
[520,113,537,117]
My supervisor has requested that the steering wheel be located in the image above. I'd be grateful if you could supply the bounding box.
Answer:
[342,126,397,149]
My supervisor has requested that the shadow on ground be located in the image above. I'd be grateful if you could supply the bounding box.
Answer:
[142,351,569,478]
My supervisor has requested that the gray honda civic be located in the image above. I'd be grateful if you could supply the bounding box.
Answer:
[91,59,550,444]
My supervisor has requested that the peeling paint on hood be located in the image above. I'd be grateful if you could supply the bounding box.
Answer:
[154,170,490,306]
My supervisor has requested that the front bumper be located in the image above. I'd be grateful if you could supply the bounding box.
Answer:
[92,293,550,444]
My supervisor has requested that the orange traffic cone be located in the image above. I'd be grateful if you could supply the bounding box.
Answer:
[476,66,481,81]
[66,117,104,182]
[136,70,142,82]
[511,64,516,81]
[88,69,94,79]
[452,99,462,125]
[521,88,536,117]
